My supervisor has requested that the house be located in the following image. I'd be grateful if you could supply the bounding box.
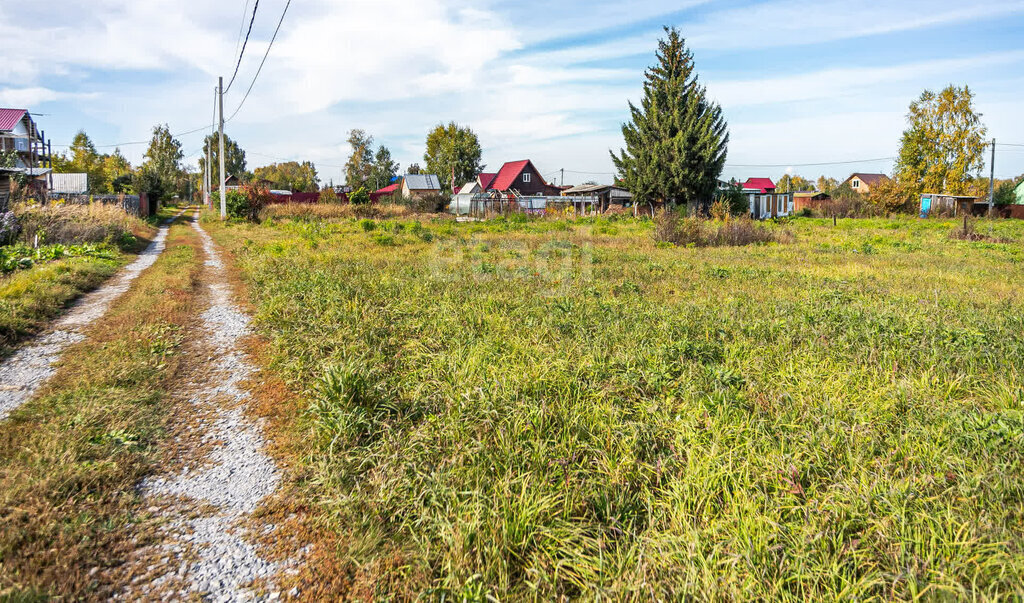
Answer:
[47,173,89,195]
[562,183,631,212]
[742,178,776,193]
[843,173,889,195]
[401,174,441,200]
[486,160,562,196]
[0,109,47,169]
[792,190,831,213]
[1016,179,1024,205]
[374,182,400,195]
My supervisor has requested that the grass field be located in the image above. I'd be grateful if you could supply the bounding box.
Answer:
[205,212,1024,600]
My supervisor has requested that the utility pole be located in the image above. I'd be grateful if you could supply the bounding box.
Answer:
[561,168,564,187]
[204,141,211,208]
[988,138,996,216]
[218,76,227,219]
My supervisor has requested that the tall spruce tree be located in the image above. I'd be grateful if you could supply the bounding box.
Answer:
[612,27,728,209]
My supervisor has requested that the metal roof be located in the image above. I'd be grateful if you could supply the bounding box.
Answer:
[403,174,441,190]
[743,177,776,193]
[0,108,27,131]
[48,172,88,194]
[490,160,534,191]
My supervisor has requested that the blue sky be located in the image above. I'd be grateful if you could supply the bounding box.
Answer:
[3,0,1024,186]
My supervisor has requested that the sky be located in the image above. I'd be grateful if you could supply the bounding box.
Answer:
[3,0,1024,187]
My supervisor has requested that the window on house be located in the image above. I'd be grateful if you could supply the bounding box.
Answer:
[852,179,860,189]
[523,173,531,183]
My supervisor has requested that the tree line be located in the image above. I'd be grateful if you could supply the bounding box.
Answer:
[610,28,1022,215]
[340,122,484,196]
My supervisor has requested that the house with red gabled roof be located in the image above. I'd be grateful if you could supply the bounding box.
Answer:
[742,177,776,194]
[485,160,562,196]
[477,172,497,190]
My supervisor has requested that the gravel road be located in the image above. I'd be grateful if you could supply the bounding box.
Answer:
[0,211,184,421]
[130,212,285,601]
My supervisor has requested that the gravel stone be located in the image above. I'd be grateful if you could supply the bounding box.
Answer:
[133,213,283,602]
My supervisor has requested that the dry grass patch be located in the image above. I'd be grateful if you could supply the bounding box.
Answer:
[0,220,202,600]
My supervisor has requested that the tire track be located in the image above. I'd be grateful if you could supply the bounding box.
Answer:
[126,212,286,601]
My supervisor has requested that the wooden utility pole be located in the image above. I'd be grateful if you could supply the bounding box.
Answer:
[218,76,227,219]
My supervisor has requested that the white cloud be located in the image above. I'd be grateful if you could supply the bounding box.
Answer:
[0,87,97,107]
[3,0,1023,184]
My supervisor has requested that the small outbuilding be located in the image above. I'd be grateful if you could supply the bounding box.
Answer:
[919,193,979,217]
[562,183,632,212]
[402,174,442,200]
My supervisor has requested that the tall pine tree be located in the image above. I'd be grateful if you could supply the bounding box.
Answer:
[612,28,728,209]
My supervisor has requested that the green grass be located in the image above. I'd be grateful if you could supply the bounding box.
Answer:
[0,222,201,599]
[0,253,124,356]
[207,213,1024,600]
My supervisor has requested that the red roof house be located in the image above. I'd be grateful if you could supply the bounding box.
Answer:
[375,182,399,195]
[743,178,776,193]
[478,172,497,190]
[486,160,560,196]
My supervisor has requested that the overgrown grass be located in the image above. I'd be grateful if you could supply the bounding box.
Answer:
[12,202,150,247]
[0,205,159,358]
[208,213,1024,599]
[0,221,201,599]
[260,202,423,222]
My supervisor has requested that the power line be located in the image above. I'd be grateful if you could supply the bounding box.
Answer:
[725,157,896,168]
[226,0,291,123]
[232,0,252,58]
[225,0,260,94]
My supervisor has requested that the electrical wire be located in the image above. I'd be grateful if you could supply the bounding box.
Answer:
[232,0,252,59]
[225,0,291,123]
[225,0,260,93]
[725,157,896,168]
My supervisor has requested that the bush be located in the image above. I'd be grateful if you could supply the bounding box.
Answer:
[653,209,786,247]
[0,211,19,246]
[349,188,371,205]
[319,188,339,204]
[213,185,269,222]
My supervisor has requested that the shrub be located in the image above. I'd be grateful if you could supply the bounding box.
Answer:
[653,209,786,247]
[319,188,339,204]
[240,184,272,222]
[349,187,371,205]
[653,208,683,245]
[0,211,19,246]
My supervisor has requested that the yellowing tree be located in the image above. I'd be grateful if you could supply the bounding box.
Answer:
[894,85,987,196]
